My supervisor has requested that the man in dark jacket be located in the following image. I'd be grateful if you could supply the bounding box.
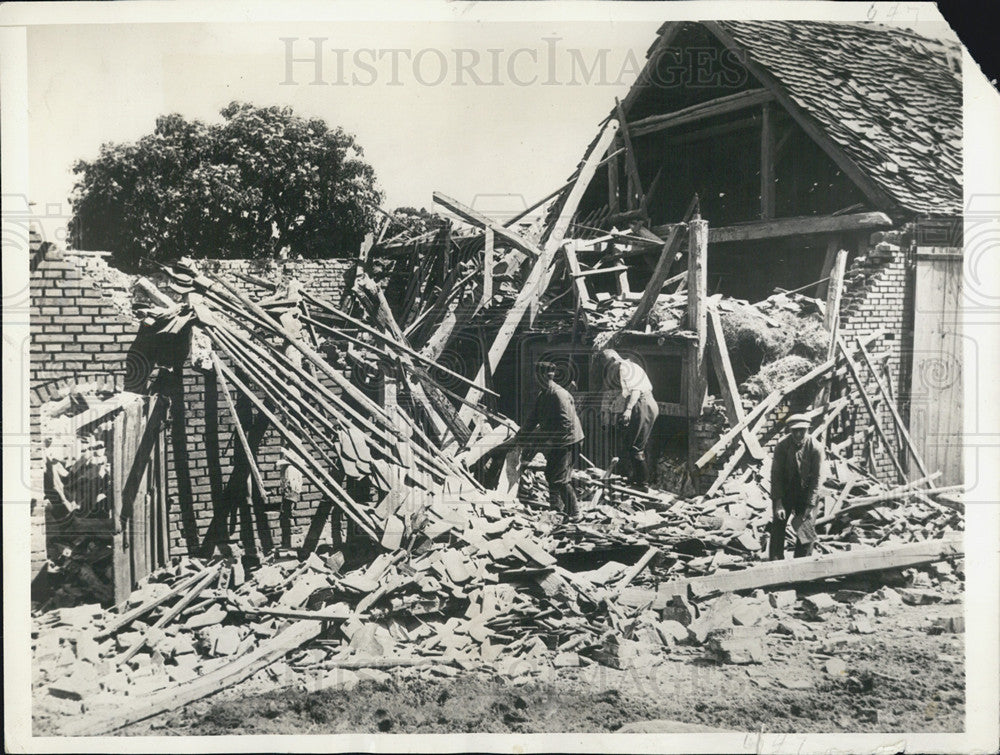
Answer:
[769,413,825,559]
[520,361,585,522]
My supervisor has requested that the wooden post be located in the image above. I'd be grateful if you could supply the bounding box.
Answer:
[760,102,776,219]
[815,247,848,412]
[615,97,643,209]
[607,143,620,214]
[816,236,842,302]
[481,226,494,307]
[562,241,591,310]
[707,305,764,459]
[686,216,708,416]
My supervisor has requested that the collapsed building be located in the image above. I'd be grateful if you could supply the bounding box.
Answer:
[27,20,965,735]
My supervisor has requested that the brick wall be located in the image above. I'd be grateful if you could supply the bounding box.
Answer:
[838,229,913,483]
[29,249,355,563]
[163,257,355,556]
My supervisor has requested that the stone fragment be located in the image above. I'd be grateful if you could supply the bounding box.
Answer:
[553,652,580,667]
[833,589,868,604]
[705,626,768,664]
[898,588,941,606]
[769,590,797,610]
[801,593,838,619]
[825,657,847,676]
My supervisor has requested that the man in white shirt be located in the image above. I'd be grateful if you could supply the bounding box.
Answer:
[600,349,659,491]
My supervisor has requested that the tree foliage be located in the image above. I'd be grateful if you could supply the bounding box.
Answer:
[69,102,382,268]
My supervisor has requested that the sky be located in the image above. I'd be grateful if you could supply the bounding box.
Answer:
[24,2,958,234]
[27,19,658,223]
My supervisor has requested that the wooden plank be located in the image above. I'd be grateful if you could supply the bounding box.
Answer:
[651,212,893,245]
[815,236,840,300]
[619,194,698,335]
[706,305,764,460]
[615,97,643,209]
[652,532,962,602]
[837,336,908,484]
[909,250,963,485]
[703,22,900,214]
[562,243,591,308]
[433,191,540,259]
[616,547,658,590]
[760,102,776,219]
[814,248,849,412]
[570,264,630,279]
[502,147,624,230]
[118,565,220,665]
[110,410,130,605]
[68,620,322,736]
[628,88,775,138]
[857,340,932,484]
[529,118,622,327]
[686,217,709,417]
[99,566,217,639]
[213,352,271,506]
[481,226,494,306]
[458,120,621,423]
[607,143,620,214]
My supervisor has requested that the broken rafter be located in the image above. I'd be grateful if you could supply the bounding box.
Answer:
[433,191,540,259]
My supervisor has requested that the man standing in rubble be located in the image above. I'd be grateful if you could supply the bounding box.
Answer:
[769,413,825,559]
[519,361,585,523]
[600,349,659,492]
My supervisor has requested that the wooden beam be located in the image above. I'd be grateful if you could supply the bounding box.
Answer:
[760,102,776,219]
[651,532,962,602]
[529,119,621,326]
[570,264,630,279]
[702,21,900,215]
[652,212,893,245]
[706,305,765,459]
[615,97,644,209]
[503,147,624,230]
[481,226,494,307]
[618,195,698,335]
[628,88,775,138]
[562,243,591,309]
[686,216,709,416]
[837,335,908,484]
[857,339,932,484]
[458,118,621,423]
[640,164,666,215]
[607,143,620,214]
[68,620,323,736]
[823,249,849,354]
[433,191,540,259]
[815,236,840,300]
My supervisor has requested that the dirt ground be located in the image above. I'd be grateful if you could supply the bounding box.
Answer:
[100,595,963,736]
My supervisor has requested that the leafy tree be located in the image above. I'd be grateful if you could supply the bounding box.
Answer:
[69,102,382,268]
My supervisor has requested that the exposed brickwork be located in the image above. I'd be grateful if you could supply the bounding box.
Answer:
[29,250,355,562]
[838,230,913,484]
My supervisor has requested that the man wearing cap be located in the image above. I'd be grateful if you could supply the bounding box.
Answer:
[520,361,585,522]
[769,413,825,559]
[600,349,659,492]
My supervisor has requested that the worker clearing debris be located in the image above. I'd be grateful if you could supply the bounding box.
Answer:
[518,360,585,524]
[599,349,659,493]
[768,413,825,559]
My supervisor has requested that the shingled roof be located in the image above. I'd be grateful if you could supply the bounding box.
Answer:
[708,20,962,217]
